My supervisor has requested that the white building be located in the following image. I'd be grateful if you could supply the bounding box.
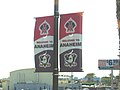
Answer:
[3,68,53,90]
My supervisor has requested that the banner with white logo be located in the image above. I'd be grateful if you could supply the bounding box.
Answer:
[34,16,54,72]
[60,12,83,72]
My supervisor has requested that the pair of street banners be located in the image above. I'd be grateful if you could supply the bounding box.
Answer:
[34,12,83,72]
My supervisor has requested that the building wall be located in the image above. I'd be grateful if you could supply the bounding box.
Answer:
[9,68,53,90]
[14,83,51,90]
[2,81,9,90]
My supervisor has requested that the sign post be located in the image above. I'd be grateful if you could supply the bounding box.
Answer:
[98,59,120,90]
[111,69,114,90]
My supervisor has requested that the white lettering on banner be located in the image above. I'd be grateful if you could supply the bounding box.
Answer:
[34,44,53,48]
[60,42,81,47]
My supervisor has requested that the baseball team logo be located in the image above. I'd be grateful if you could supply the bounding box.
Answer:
[39,20,50,35]
[39,52,51,68]
[64,18,77,33]
[64,50,77,68]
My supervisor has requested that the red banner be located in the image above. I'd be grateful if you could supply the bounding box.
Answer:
[34,16,54,72]
[59,12,83,72]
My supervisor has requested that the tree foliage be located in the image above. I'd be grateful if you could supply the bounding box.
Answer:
[85,73,95,82]
[101,76,111,86]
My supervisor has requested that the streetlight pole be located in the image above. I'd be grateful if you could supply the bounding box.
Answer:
[53,0,59,90]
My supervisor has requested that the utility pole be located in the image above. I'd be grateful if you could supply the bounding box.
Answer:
[116,0,120,89]
[116,0,120,77]
[53,0,59,90]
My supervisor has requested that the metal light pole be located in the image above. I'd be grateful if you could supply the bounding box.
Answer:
[53,0,59,90]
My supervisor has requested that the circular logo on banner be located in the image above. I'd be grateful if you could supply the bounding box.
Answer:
[39,52,51,68]
[64,50,77,68]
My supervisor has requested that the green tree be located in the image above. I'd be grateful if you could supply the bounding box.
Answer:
[81,73,96,86]
[85,73,95,82]
[101,76,111,86]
